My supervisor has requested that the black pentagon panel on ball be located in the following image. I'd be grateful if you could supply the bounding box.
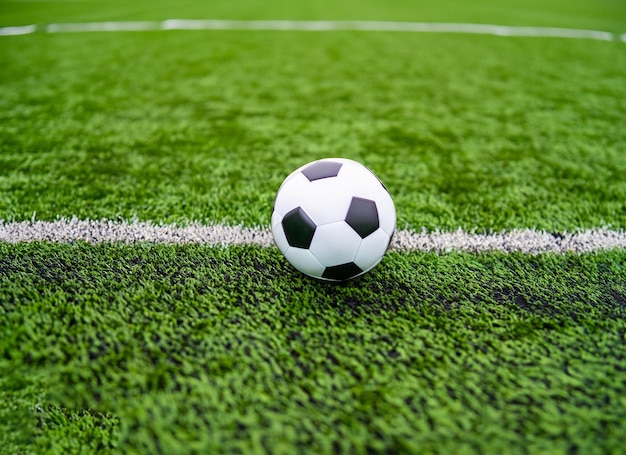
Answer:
[282,207,317,249]
[322,262,363,281]
[345,197,379,238]
[301,161,343,181]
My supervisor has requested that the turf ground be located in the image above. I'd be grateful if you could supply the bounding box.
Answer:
[1,0,625,453]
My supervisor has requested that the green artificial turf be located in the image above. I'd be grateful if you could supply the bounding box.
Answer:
[2,28,625,231]
[3,0,626,32]
[2,1,626,453]
[1,242,625,454]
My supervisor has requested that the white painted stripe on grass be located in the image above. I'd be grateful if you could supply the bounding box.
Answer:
[46,21,160,33]
[0,24,37,36]
[161,19,616,41]
[0,20,620,41]
[391,228,626,254]
[1,219,625,254]
[0,219,274,247]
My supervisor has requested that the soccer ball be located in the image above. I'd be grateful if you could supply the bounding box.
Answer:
[271,158,396,281]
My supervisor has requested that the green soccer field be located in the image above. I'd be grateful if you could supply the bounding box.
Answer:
[1,0,626,453]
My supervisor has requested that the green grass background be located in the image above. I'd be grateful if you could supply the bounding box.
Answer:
[1,2,625,231]
[3,0,626,32]
[1,0,626,453]
[2,243,626,454]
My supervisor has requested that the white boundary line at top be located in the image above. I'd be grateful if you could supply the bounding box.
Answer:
[0,20,621,41]
[1,219,625,254]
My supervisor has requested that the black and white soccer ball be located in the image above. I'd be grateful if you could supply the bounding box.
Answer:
[272,158,396,282]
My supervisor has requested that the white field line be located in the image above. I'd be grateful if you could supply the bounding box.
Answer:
[0,24,37,36]
[0,20,620,41]
[46,21,160,33]
[1,219,625,254]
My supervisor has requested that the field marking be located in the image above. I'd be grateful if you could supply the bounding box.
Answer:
[0,24,37,36]
[46,21,160,33]
[1,219,625,254]
[0,20,620,41]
